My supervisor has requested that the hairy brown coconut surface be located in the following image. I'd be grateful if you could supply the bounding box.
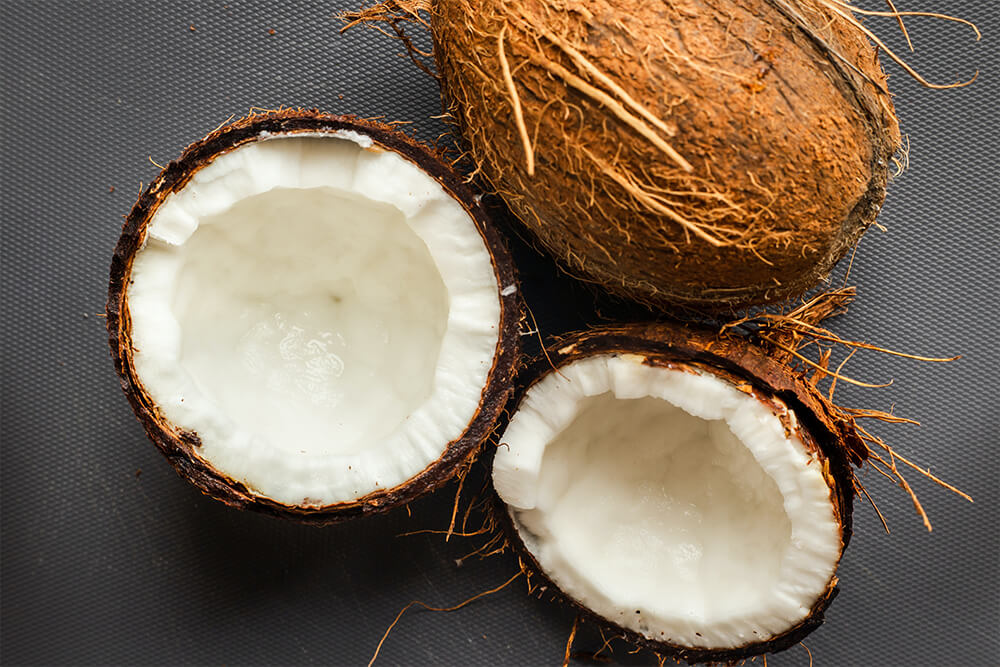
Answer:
[352,0,905,308]
[491,323,865,662]
[107,110,519,523]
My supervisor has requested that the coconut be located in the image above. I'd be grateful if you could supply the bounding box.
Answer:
[107,110,519,522]
[423,0,903,308]
[492,323,864,662]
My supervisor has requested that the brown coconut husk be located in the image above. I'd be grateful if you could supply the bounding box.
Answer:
[343,0,978,310]
[106,108,521,524]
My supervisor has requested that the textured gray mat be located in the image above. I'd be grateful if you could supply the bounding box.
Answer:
[1,1,997,665]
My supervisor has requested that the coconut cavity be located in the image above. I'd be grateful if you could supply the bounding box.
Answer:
[494,355,842,650]
[127,133,502,506]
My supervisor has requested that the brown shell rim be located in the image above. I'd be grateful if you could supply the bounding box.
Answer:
[490,323,859,663]
[107,109,520,524]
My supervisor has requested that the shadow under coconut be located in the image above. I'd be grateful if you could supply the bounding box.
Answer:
[483,196,661,347]
[170,469,538,628]
[180,485,458,587]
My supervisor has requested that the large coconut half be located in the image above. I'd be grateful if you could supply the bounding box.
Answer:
[493,324,863,662]
[429,0,902,308]
[107,110,518,522]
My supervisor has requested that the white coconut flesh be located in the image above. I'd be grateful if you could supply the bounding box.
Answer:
[493,355,842,649]
[127,133,502,506]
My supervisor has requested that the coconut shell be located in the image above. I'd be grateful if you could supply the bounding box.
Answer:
[432,0,902,308]
[492,322,862,662]
[107,109,520,524]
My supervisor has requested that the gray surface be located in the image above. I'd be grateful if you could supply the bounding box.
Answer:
[1,1,997,665]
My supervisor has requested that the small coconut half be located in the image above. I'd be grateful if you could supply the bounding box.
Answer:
[108,110,518,522]
[493,325,860,662]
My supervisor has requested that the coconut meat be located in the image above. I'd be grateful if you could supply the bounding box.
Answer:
[493,355,842,649]
[127,133,501,506]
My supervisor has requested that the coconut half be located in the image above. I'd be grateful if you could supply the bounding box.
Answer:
[493,325,860,662]
[108,110,518,522]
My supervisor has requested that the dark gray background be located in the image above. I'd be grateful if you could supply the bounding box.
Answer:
[1,1,996,665]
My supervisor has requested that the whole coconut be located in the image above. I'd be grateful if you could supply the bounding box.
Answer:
[431,0,902,308]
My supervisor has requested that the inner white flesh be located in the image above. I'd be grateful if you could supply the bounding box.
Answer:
[493,355,841,649]
[127,133,502,506]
